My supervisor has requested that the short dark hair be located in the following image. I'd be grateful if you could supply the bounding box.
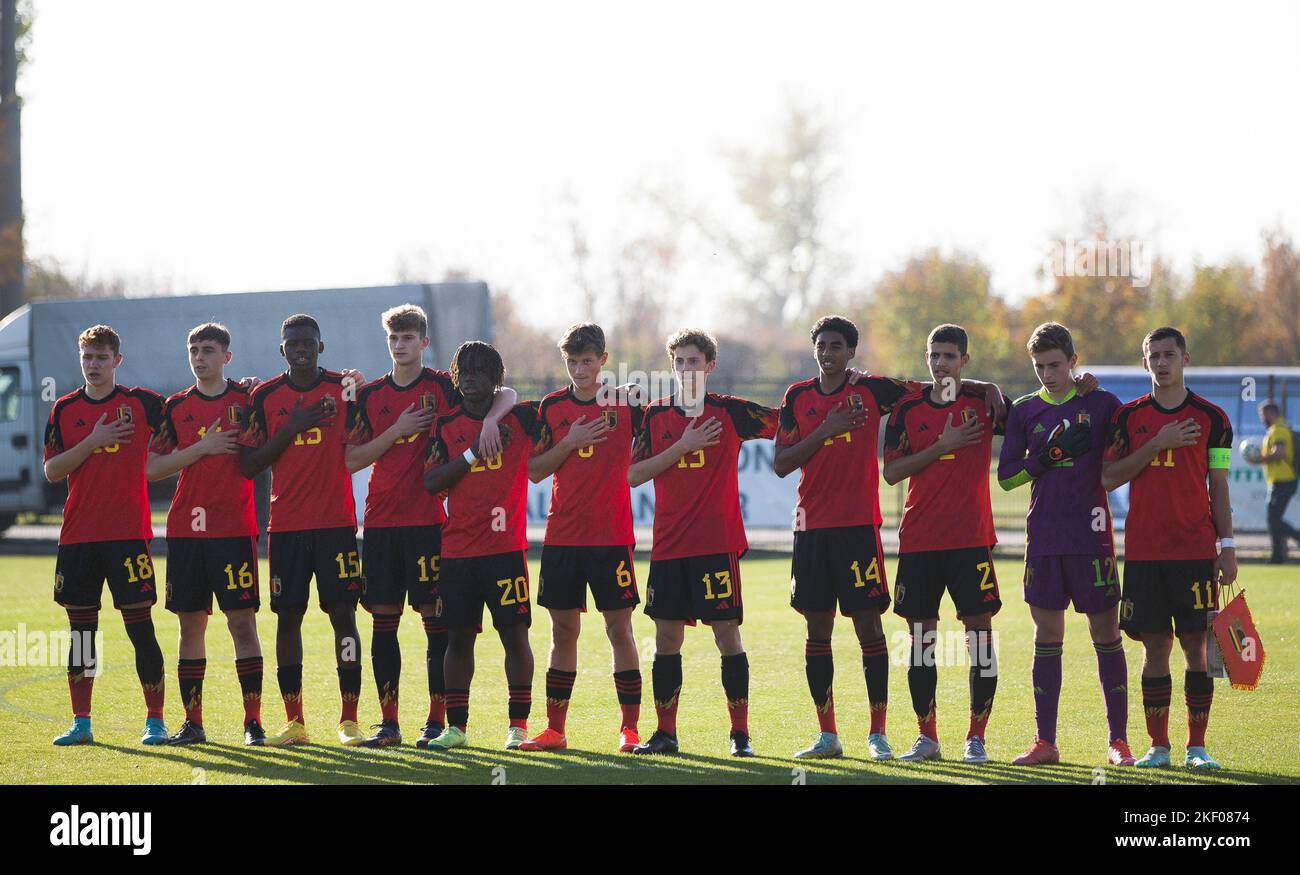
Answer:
[559,322,606,356]
[666,328,718,363]
[1142,326,1187,354]
[188,322,231,350]
[281,313,320,338]
[1260,400,1280,415]
[928,323,968,355]
[381,304,428,337]
[1027,322,1074,358]
[810,315,859,349]
[450,340,505,390]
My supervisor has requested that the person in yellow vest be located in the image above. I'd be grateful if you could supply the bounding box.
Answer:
[1250,401,1298,563]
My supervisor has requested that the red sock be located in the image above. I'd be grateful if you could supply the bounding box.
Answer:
[1142,674,1172,748]
[817,696,837,734]
[284,691,304,722]
[66,607,98,718]
[919,705,937,742]
[967,707,990,741]
[614,670,641,731]
[655,694,679,734]
[235,656,262,723]
[142,679,166,720]
[68,672,94,718]
[727,698,749,735]
[428,694,446,725]
[544,668,576,734]
[870,701,888,736]
[179,659,206,726]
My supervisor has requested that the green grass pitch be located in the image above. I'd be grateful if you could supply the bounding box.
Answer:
[0,554,1295,785]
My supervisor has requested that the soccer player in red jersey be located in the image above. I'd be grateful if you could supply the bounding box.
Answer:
[422,341,539,751]
[1102,327,1236,771]
[883,324,1009,764]
[520,323,644,754]
[238,314,367,747]
[146,323,266,746]
[345,305,516,748]
[629,329,778,757]
[774,316,920,761]
[44,325,169,746]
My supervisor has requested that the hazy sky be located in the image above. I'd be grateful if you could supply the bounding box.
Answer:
[21,0,1300,325]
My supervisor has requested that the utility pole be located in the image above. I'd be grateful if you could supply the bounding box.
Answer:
[0,0,22,320]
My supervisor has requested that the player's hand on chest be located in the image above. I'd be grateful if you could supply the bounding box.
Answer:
[812,393,870,449]
[557,408,620,460]
[181,403,243,448]
[1140,415,1203,470]
[919,402,985,459]
[81,401,140,457]
[276,391,340,446]
[464,419,521,473]
[668,412,727,471]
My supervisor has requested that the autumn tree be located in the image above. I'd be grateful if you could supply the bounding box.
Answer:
[1256,227,1300,365]
[866,247,1023,387]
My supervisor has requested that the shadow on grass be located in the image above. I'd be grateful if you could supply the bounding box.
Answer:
[82,740,1297,786]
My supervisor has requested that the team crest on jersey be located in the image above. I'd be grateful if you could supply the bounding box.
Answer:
[54,572,64,593]
[320,395,337,416]
[270,576,282,597]
[602,409,617,429]
[116,404,132,423]
[1076,412,1091,426]
[961,407,977,424]
[847,393,864,412]
[1032,423,1045,434]
[419,393,436,410]
[227,405,243,426]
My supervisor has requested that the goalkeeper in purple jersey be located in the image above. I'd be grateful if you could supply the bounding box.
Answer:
[997,323,1135,767]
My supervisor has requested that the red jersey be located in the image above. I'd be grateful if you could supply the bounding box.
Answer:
[44,385,165,545]
[534,386,644,547]
[347,368,460,529]
[425,402,540,559]
[238,369,357,533]
[1104,391,1232,561]
[632,393,778,560]
[776,375,919,530]
[151,380,258,539]
[883,386,1003,553]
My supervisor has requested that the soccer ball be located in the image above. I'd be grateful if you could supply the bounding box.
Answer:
[1238,438,1263,464]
